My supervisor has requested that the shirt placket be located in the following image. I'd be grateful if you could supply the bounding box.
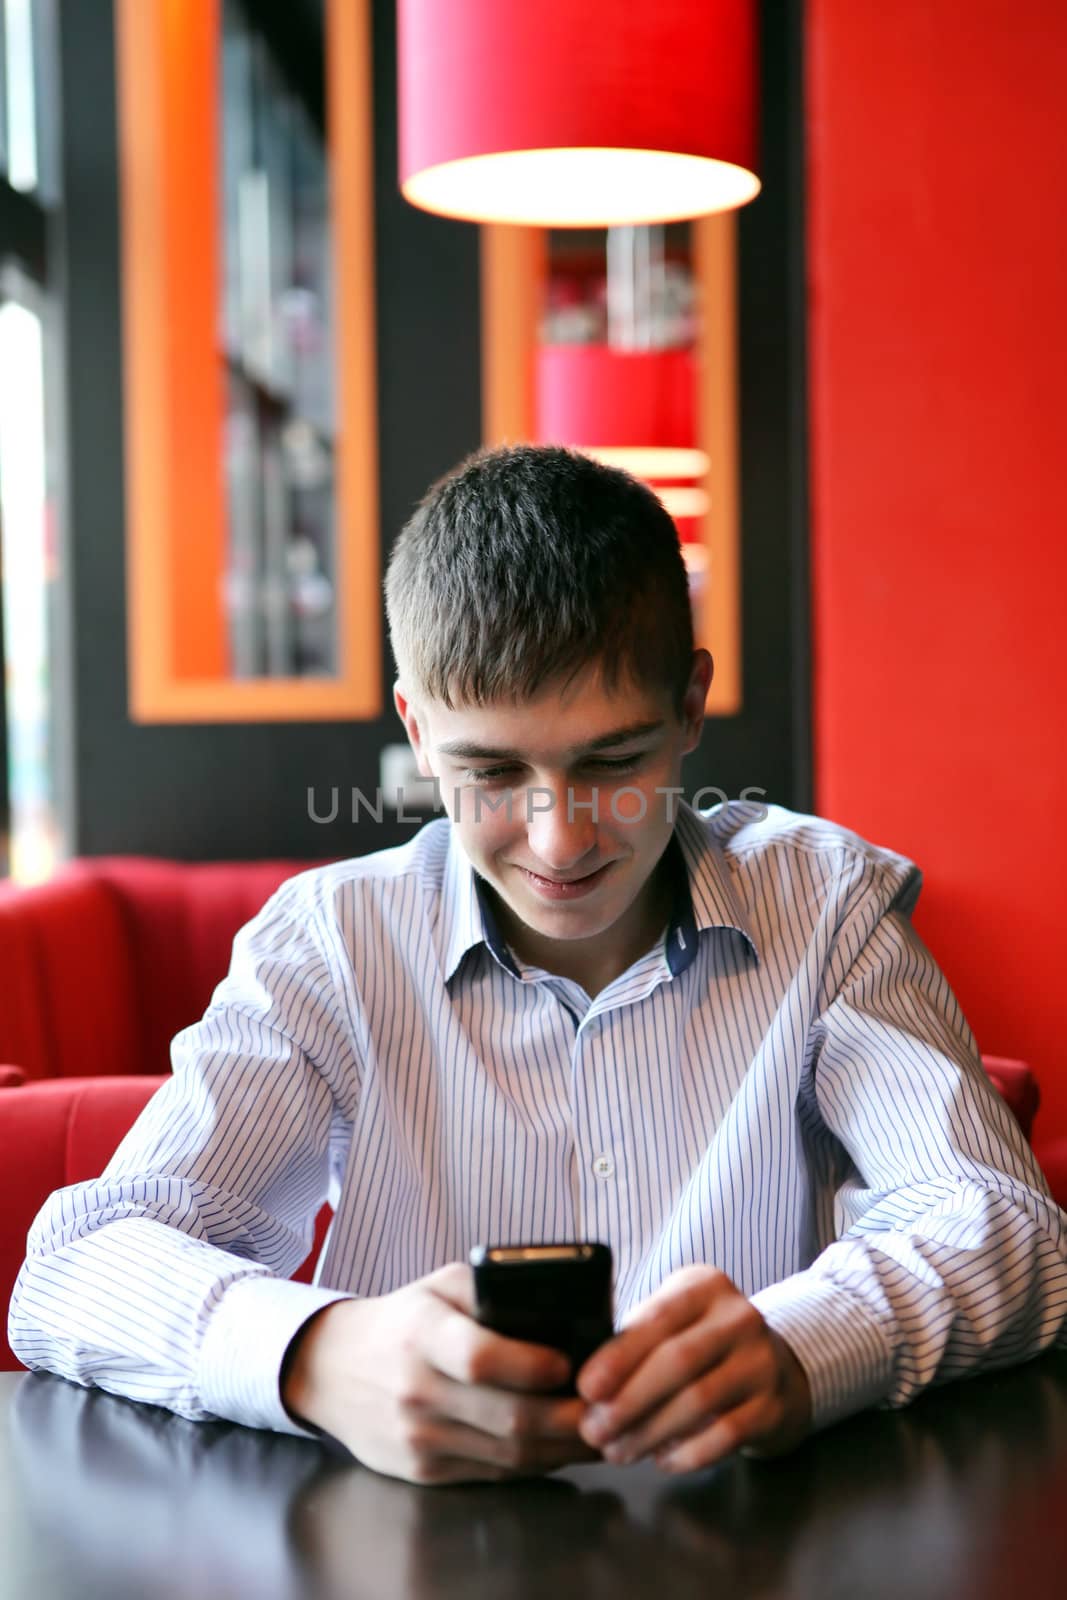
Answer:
[569,951,674,1281]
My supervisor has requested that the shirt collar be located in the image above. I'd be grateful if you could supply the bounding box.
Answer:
[438,827,493,983]
[671,799,761,969]
[437,799,760,986]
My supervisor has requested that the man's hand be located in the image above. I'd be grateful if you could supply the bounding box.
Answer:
[575,1265,811,1473]
[281,1263,601,1486]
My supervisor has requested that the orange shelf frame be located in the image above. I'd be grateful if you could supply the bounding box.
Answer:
[115,0,381,722]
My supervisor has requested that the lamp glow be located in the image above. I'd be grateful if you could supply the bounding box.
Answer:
[398,0,759,227]
[654,485,711,519]
[584,447,711,480]
[401,149,760,230]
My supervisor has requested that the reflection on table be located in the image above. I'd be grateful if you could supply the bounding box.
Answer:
[2,1354,1066,1600]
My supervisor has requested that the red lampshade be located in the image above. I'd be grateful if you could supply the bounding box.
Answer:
[535,345,709,479]
[398,0,760,227]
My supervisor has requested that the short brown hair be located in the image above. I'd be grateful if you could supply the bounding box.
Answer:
[384,444,694,714]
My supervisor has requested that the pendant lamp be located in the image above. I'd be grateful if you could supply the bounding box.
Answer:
[535,345,708,481]
[398,0,760,227]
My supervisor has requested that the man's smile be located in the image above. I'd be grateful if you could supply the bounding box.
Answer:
[514,861,616,900]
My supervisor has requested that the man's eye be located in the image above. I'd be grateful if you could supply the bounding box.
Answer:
[462,755,643,783]
[585,756,642,774]
[463,765,518,782]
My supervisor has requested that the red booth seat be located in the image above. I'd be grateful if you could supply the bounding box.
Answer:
[980,1055,1040,1141]
[0,858,1054,1128]
[0,857,322,1083]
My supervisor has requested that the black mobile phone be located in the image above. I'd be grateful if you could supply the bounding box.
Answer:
[469,1241,614,1392]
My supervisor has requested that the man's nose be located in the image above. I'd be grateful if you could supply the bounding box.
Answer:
[525,778,600,871]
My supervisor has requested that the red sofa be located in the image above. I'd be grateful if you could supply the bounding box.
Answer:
[0,857,322,1084]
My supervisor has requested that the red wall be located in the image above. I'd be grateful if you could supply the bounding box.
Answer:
[806,1,1067,1140]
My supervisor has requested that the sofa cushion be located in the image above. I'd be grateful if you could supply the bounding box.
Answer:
[70,859,320,1077]
[0,876,142,1080]
[981,1055,1040,1141]
[1,859,324,1083]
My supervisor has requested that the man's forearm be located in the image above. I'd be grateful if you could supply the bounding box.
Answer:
[10,1212,349,1433]
[754,1182,1067,1428]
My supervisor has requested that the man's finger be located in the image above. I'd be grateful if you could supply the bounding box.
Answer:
[579,1316,742,1448]
[417,1458,514,1486]
[418,1296,571,1394]
[419,1369,594,1446]
[425,1261,477,1316]
[577,1273,729,1402]
[591,1350,765,1463]
[619,1266,727,1329]
[425,1264,574,1392]
[418,1415,599,1475]
[656,1390,779,1474]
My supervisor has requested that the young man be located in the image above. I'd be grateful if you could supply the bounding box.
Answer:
[10,446,1067,1486]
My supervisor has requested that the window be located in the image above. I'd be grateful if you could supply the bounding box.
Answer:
[0,0,64,881]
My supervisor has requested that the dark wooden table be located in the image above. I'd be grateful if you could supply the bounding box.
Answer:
[2,1356,1067,1600]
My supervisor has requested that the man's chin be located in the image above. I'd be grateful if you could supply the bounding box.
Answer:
[510,880,624,939]
[512,912,614,954]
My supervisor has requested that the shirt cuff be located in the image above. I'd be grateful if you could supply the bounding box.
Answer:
[750,1270,896,1429]
[198,1275,353,1436]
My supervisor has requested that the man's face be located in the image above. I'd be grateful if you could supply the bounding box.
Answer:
[394,654,711,969]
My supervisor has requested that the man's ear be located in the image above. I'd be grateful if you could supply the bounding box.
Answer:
[392,681,436,779]
[680,650,714,753]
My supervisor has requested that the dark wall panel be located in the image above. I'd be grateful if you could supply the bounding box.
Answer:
[685,0,810,817]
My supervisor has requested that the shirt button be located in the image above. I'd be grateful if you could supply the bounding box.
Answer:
[592,1153,615,1179]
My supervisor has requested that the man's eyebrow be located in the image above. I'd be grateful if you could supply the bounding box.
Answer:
[436,720,666,761]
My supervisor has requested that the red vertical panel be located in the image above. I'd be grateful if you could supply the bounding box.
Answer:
[807,0,1067,1136]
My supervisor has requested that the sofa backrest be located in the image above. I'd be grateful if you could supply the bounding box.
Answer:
[74,859,319,1081]
[0,874,143,1081]
[0,859,323,1081]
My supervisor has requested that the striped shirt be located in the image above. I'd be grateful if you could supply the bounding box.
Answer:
[9,801,1067,1437]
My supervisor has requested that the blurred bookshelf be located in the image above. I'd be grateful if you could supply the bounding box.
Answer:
[220,0,336,680]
